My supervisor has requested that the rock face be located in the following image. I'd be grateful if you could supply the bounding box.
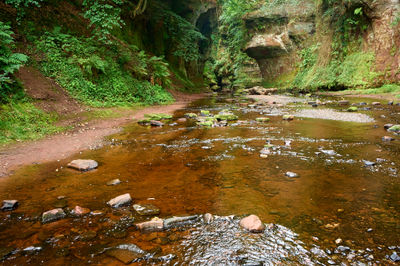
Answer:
[107,193,132,208]
[67,159,98,171]
[239,215,265,233]
[42,208,66,223]
[243,0,316,81]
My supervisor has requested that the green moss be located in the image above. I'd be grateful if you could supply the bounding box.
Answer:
[197,120,213,127]
[388,125,400,132]
[144,113,173,121]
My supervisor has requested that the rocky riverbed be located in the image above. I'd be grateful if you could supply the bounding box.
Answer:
[0,94,399,264]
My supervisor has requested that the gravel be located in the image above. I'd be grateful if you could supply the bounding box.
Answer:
[294,109,375,123]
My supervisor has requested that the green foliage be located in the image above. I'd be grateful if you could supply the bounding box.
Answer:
[213,0,258,88]
[152,4,205,62]
[33,28,173,106]
[0,101,60,144]
[83,0,124,42]
[0,21,28,102]
[5,0,42,19]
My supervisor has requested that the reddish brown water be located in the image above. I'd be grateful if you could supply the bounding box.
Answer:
[0,95,399,265]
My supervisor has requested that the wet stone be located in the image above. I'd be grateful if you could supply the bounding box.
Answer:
[55,247,70,257]
[79,230,97,241]
[107,179,121,186]
[72,206,90,216]
[107,193,132,208]
[382,136,395,142]
[282,115,294,121]
[136,217,164,232]
[390,251,400,262]
[239,215,265,233]
[363,160,376,167]
[133,204,160,216]
[372,102,381,106]
[22,246,42,255]
[106,244,146,264]
[67,159,98,171]
[164,215,199,229]
[203,213,214,224]
[150,120,164,127]
[42,208,66,223]
[384,124,394,129]
[1,200,18,211]
[285,172,299,178]
[338,100,349,105]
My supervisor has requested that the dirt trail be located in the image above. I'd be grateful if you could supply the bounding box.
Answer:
[0,87,206,177]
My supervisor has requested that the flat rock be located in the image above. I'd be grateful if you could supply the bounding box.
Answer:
[67,159,98,172]
[133,204,160,216]
[107,179,121,186]
[42,208,66,224]
[107,193,132,208]
[136,217,164,231]
[239,215,265,233]
[72,206,91,216]
[106,244,146,264]
[164,215,198,228]
[1,200,18,211]
[338,100,349,105]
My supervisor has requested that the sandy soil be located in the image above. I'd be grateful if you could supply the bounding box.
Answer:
[0,89,206,177]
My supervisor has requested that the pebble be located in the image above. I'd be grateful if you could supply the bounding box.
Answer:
[335,238,342,244]
[390,251,400,262]
[72,206,91,216]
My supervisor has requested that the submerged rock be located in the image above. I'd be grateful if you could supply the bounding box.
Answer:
[1,200,18,211]
[107,179,121,186]
[42,208,66,223]
[239,215,265,233]
[0,247,14,261]
[338,100,349,106]
[67,159,98,172]
[136,217,164,231]
[133,204,160,216]
[107,193,132,208]
[106,244,146,264]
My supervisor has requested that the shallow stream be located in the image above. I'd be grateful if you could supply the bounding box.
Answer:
[0,94,399,265]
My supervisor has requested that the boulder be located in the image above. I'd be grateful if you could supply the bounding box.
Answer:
[239,215,265,233]
[107,193,132,208]
[42,208,66,223]
[133,204,160,216]
[1,200,18,211]
[67,159,98,172]
[136,217,164,231]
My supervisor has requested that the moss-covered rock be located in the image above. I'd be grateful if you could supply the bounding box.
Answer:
[215,110,238,121]
[200,110,211,116]
[388,125,400,132]
[282,115,294,121]
[144,113,173,121]
[197,120,214,127]
[347,107,358,112]
[256,117,270,122]
[184,113,198,119]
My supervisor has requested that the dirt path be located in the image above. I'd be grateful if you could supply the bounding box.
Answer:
[0,91,206,177]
